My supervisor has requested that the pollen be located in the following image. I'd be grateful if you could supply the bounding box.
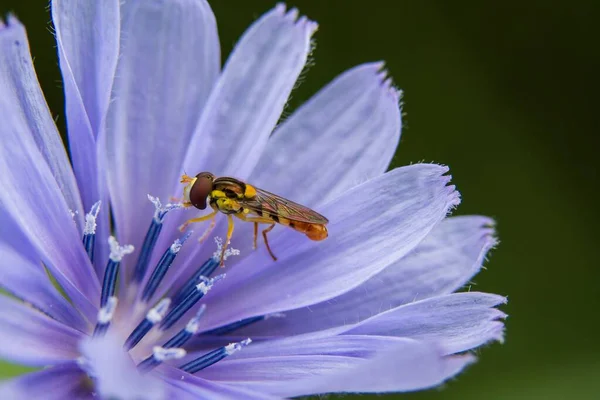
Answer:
[212,236,240,261]
[108,236,134,262]
[83,201,101,235]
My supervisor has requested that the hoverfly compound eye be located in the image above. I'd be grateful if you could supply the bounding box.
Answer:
[190,172,214,210]
[195,172,215,181]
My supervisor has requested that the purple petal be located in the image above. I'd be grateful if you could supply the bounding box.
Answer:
[0,227,86,331]
[181,4,317,180]
[199,355,365,396]
[193,336,471,397]
[52,0,120,270]
[162,366,279,400]
[292,341,474,395]
[79,332,165,400]
[0,295,82,366]
[250,62,401,207]
[0,363,90,400]
[346,292,507,354]
[382,215,498,299]
[237,215,496,336]
[104,0,220,270]
[51,0,119,140]
[197,334,403,360]
[0,17,84,227]
[199,164,460,330]
[0,60,100,322]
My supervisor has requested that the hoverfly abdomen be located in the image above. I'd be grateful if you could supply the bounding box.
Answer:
[289,220,328,241]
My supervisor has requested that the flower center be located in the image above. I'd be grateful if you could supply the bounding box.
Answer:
[79,195,273,377]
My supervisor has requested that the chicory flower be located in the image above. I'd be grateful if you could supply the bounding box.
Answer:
[0,1,505,399]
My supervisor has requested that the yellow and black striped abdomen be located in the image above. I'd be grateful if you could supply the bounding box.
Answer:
[251,207,328,241]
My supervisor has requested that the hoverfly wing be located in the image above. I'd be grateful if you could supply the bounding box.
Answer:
[242,187,328,224]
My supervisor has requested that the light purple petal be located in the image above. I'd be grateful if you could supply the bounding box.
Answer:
[0,363,90,400]
[104,0,220,272]
[52,0,120,270]
[197,334,403,361]
[195,336,471,397]
[292,341,474,395]
[0,295,82,366]
[51,0,119,139]
[197,164,460,330]
[173,335,397,397]
[380,215,498,299]
[162,367,279,400]
[0,68,100,322]
[0,224,86,331]
[237,215,496,336]
[181,4,317,180]
[250,62,401,207]
[0,17,84,227]
[200,355,365,396]
[346,292,507,354]
[79,332,165,400]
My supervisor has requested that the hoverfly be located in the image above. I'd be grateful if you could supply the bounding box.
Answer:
[179,172,329,265]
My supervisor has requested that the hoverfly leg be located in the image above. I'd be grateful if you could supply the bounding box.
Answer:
[179,209,218,232]
[172,196,194,208]
[234,214,276,260]
[262,223,277,261]
[220,214,235,267]
[198,217,217,243]
[253,222,259,249]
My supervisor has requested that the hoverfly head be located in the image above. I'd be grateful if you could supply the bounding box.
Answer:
[188,172,215,210]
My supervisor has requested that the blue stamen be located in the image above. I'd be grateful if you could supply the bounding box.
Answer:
[93,324,108,337]
[100,261,119,307]
[82,234,94,262]
[124,319,153,350]
[133,195,182,284]
[201,312,285,335]
[138,346,186,373]
[161,275,224,331]
[171,258,219,306]
[100,237,133,307]
[136,355,159,372]
[142,233,191,302]
[162,305,206,348]
[201,316,264,335]
[93,296,118,337]
[82,201,101,263]
[124,298,171,350]
[133,221,161,284]
[180,339,251,373]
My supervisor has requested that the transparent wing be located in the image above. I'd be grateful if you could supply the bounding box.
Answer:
[242,187,329,224]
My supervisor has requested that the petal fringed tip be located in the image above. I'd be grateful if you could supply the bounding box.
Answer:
[251,62,402,207]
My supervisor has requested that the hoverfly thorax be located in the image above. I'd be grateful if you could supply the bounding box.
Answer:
[181,172,215,210]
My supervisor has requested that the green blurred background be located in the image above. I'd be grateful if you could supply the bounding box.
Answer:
[1,0,598,399]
